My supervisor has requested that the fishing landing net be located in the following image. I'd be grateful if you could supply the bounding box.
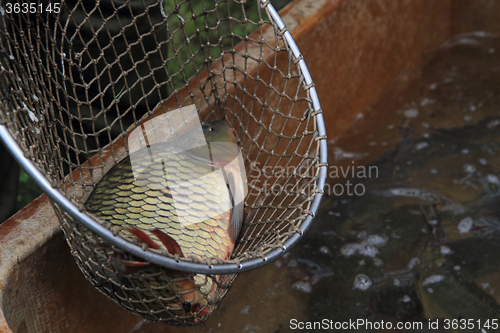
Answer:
[0,0,327,326]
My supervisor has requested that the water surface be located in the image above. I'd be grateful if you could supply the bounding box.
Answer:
[135,31,500,333]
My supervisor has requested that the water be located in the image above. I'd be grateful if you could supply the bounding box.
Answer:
[297,32,500,331]
[132,32,500,333]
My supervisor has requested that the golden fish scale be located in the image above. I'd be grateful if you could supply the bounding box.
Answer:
[83,143,238,318]
[86,144,234,262]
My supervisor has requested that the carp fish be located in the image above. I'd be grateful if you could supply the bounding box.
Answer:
[84,120,246,322]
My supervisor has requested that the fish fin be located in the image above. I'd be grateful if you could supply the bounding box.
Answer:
[120,260,151,275]
[151,229,185,257]
[109,252,150,275]
[121,260,150,268]
[127,227,161,250]
[226,171,245,244]
[192,303,211,320]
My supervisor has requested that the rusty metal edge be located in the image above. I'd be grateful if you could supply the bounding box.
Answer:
[0,194,60,333]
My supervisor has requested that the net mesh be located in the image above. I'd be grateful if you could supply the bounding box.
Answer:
[0,0,323,325]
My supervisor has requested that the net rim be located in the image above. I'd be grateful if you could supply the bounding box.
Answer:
[0,1,328,275]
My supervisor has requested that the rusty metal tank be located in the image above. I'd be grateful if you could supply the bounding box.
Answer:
[2,0,500,332]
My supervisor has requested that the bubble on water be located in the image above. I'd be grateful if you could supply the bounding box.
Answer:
[295,259,333,284]
[422,133,430,138]
[490,48,496,54]
[404,109,419,118]
[479,158,488,165]
[341,244,359,257]
[454,265,461,271]
[422,122,430,128]
[274,260,282,268]
[421,98,435,106]
[487,119,500,128]
[427,288,434,294]
[427,219,438,225]
[408,258,420,270]
[391,229,402,239]
[367,235,387,246]
[422,274,446,286]
[353,274,372,290]
[429,83,438,90]
[401,295,411,303]
[240,305,251,315]
[458,217,473,233]
[394,278,400,286]
[430,168,438,174]
[360,244,379,258]
[328,211,340,217]
[359,259,365,266]
[373,258,384,267]
[292,281,312,293]
[461,149,470,154]
[415,142,429,150]
[287,259,298,268]
[388,124,394,129]
[342,235,387,258]
[464,115,473,121]
[482,283,490,290]
[487,174,500,185]
[440,245,452,255]
[463,164,476,173]
[319,246,330,255]
[333,148,368,161]
[470,105,476,111]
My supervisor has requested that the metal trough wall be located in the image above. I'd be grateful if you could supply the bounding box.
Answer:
[1,0,498,331]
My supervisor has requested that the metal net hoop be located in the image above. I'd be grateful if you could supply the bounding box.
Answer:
[0,0,327,325]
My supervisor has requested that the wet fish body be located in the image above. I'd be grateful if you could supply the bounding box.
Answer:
[83,120,245,321]
[86,145,237,261]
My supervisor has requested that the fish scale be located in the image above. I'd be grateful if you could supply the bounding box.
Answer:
[83,120,244,321]
[86,149,234,261]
